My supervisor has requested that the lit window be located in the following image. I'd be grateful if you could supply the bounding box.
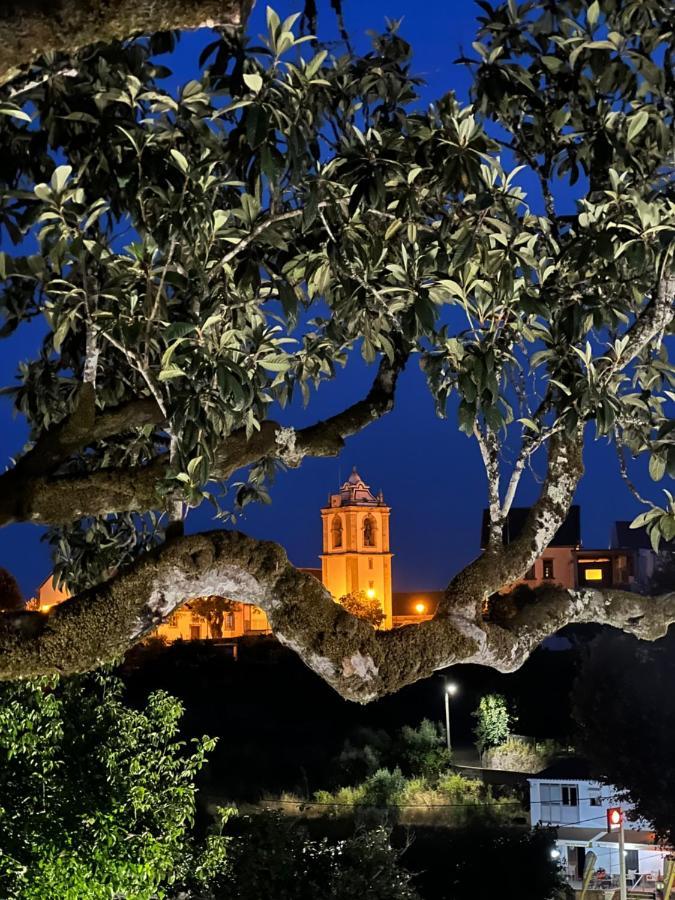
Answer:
[543,559,554,579]
[583,568,603,581]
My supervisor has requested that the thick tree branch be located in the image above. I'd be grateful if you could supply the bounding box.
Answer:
[439,429,585,618]
[0,352,408,527]
[0,529,672,702]
[9,392,164,481]
[0,0,252,89]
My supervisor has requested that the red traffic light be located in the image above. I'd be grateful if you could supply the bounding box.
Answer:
[607,807,623,831]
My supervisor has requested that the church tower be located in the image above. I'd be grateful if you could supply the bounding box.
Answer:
[320,467,393,629]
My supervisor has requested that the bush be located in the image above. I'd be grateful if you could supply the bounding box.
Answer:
[485,737,563,773]
[334,720,450,787]
[215,812,420,900]
[0,671,223,900]
[396,719,451,781]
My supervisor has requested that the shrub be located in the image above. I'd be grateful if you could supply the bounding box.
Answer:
[485,737,563,773]
[396,719,451,781]
[0,671,222,900]
[216,812,420,900]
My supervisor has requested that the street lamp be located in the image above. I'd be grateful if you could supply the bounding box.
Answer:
[444,682,458,753]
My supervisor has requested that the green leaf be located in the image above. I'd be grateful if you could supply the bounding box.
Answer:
[260,355,291,372]
[0,103,31,122]
[587,0,600,28]
[158,365,186,381]
[649,453,666,482]
[243,72,263,95]
[170,149,189,174]
[627,110,649,142]
[34,183,51,202]
[51,165,72,193]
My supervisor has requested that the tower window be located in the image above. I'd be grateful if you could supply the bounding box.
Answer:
[363,515,376,548]
[368,558,373,570]
[331,515,343,549]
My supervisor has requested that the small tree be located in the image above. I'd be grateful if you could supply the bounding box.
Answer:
[338,591,385,628]
[0,671,223,899]
[0,568,22,611]
[397,719,451,781]
[473,694,514,760]
[189,595,237,638]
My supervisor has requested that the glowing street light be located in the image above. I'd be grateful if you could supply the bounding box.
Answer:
[415,601,426,614]
[366,588,376,599]
[444,681,458,753]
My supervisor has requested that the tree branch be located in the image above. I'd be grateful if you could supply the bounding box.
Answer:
[0,0,252,89]
[439,429,585,618]
[0,352,408,527]
[1,529,672,702]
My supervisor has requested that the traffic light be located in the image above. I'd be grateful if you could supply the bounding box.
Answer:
[607,807,623,831]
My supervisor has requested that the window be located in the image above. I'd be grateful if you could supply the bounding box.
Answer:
[368,558,373,570]
[562,786,578,806]
[224,612,235,630]
[369,580,374,589]
[363,515,376,548]
[589,788,602,807]
[625,850,639,873]
[190,625,201,640]
[540,783,562,823]
[167,613,178,627]
[543,559,555,580]
[583,568,603,581]
[331,515,343,549]
[524,566,536,581]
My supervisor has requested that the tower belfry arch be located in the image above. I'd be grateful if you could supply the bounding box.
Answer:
[320,467,393,628]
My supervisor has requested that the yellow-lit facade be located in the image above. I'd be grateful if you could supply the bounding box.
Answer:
[320,468,393,629]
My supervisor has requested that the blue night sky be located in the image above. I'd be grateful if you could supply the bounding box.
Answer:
[0,0,666,596]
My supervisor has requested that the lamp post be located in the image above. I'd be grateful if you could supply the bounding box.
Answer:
[444,682,458,753]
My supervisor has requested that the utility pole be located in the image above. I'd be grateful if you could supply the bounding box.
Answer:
[618,811,627,900]
[608,807,627,900]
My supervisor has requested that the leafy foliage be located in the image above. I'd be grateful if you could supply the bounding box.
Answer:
[0,671,222,899]
[573,629,675,847]
[472,693,514,755]
[338,590,386,627]
[213,811,420,900]
[189,595,237,638]
[0,568,22,611]
[0,0,673,584]
[334,719,450,784]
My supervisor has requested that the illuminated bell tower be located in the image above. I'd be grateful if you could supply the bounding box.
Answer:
[320,467,393,629]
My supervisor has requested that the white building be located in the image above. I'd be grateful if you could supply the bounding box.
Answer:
[529,759,671,890]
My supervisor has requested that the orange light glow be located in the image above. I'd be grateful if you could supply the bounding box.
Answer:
[415,602,426,614]
[366,588,376,599]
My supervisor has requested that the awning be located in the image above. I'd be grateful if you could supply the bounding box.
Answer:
[555,827,667,850]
